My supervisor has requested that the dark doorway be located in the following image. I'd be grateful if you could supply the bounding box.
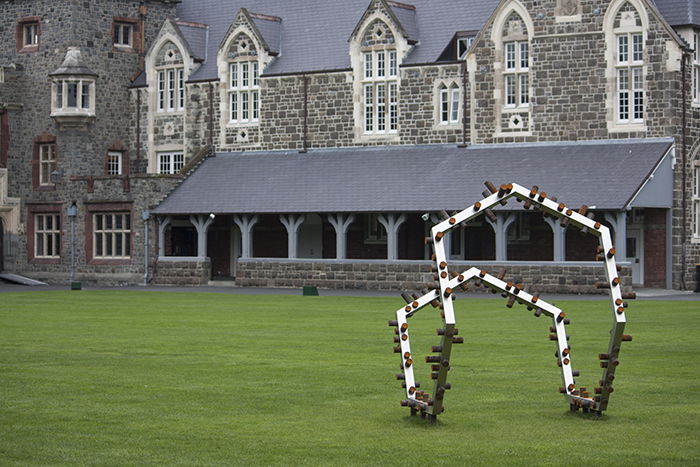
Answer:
[207,223,231,278]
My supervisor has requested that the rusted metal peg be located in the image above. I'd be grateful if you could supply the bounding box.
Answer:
[497,268,507,281]
[400,292,413,304]
[560,216,569,228]
[438,210,450,221]
[523,198,532,210]
[529,186,539,198]
[506,295,517,308]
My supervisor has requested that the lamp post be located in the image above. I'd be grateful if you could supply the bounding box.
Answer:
[67,202,78,288]
[142,210,150,286]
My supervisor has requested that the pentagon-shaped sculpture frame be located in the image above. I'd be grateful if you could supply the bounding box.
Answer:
[389,182,631,422]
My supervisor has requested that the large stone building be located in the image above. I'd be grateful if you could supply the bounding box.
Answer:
[1,0,698,292]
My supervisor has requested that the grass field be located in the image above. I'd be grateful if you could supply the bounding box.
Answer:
[0,290,698,465]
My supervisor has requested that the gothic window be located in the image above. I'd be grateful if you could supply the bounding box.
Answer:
[438,82,460,124]
[605,0,647,129]
[501,12,530,110]
[224,33,262,125]
[155,42,185,112]
[361,21,398,134]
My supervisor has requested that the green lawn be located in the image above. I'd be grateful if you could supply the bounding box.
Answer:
[0,291,698,465]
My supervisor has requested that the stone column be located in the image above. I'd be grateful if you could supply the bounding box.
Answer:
[157,215,172,257]
[280,214,305,259]
[604,211,627,259]
[378,213,407,260]
[189,214,216,259]
[486,212,516,261]
[327,214,355,260]
[544,217,566,261]
[233,214,259,259]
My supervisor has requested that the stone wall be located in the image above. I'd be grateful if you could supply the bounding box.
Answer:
[151,258,211,285]
[236,259,633,295]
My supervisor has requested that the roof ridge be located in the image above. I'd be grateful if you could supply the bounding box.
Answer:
[249,12,282,22]
[387,1,416,11]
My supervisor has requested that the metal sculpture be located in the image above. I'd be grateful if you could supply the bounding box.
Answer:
[389,182,632,422]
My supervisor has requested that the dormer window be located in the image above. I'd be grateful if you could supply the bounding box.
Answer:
[362,49,398,133]
[504,40,529,108]
[457,37,474,60]
[222,32,263,126]
[49,47,97,130]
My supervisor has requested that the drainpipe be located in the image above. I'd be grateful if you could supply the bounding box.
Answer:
[681,51,689,290]
[459,61,468,148]
[208,82,214,151]
[300,74,308,153]
[142,210,150,286]
[136,89,141,167]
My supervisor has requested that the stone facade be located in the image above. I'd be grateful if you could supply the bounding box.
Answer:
[1,0,698,292]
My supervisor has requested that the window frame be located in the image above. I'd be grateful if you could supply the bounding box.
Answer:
[34,213,61,259]
[156,67,185,112]
[503,40,529,109]
[107,151,123,176]
[52,78,95,115]
[615,32,644,123]
[157,151,184,175]
[438,82,461,125]
[26,203,62,264]
[361,49,399,135]
[228,60,260,124]
[112,17,140,53]
[84,203,134,265]
[693,31,700,105]
[16,17,40,53]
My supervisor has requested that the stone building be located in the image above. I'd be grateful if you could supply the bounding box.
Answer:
[1,0,699,292]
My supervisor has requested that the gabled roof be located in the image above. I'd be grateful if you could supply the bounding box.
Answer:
[652,0,700,26]
[175,0,499,80]
[177,21,208,62]
[151,138,674,215]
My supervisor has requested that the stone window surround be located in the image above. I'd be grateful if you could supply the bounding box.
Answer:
[693,30,700,105]
[31,133,57,192]
[228,60,260,124]
[604,0,648,133]
[26,203,62,265]
[105,141,129,176]
[51,78,95,117]
[490,0,534,137]
[112,16,141,53]
[146,30,195,173]
[217,26,273,147]
[361,48,398,134]
[350,11,410,143]
[16,16,40,53]
[434,79,462,127]
[84,202,133,265]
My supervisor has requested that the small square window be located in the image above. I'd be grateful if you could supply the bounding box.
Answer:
[114,22,133,48]
[17,17,40,52]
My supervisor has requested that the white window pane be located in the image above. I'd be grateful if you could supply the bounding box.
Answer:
[377,51,385,78]
[618,35,628,63]
[389,51,397,77]
[632,34,643,62]
[451,88,460,122]
[242,63,249,87]
[440,88,448,123]
[230,63,238,88]
[520,42,529,69]
[505,42,516,69]
[230,93,237,121]
[519,74,529,105]
[364,52,373,79]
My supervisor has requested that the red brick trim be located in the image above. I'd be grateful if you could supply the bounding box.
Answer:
[112,17,142,53]
[16,16,41,53]
[84,202,134,265]
[27,203,62,264]
[0,110,8,168]
[32,133,57,191]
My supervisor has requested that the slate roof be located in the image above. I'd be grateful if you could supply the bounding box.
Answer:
[176,0,499,82]
[177,22,208,62]
[652,0,700,26]
[151,139,674,215]
[249,13,282,56]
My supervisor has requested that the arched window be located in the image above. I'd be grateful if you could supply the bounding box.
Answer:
[490,2,533,135]
[501,12,529,110]
[154,41,185,112]
[605,0,647,130]
[360,20,398,134]
[438,82,460,125]
[226,33,260,124]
